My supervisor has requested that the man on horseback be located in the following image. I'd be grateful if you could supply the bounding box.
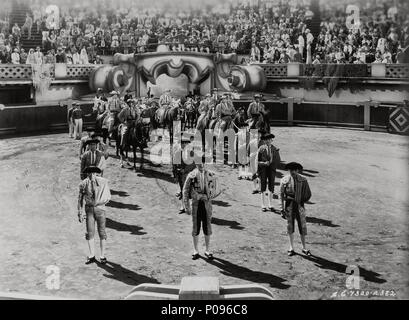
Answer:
[196,93,211,132]
[247,93,266,130]
[104,90,122,144]
[118,98,139,149]
[157,88,172,124]
[93,88,108,133]
[215,93,237,132]
[207,88,220,130]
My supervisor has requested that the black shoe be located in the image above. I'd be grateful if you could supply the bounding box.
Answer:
[100,257,107,264]
[85,256,96,264]
[192,253,200,260]
[204,252,214,260]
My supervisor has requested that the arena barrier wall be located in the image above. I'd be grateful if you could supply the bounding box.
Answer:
[0,62,408,135]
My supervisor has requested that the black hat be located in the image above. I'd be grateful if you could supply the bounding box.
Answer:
[85,139,100,146]
[261,133,275,140]
[285,162,303,171]
[84,166,102,174]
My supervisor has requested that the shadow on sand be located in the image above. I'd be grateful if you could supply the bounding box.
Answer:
[106,218,147,235]
[297,254,386,284]
[106,200,141,211]
[211,217,244,230]
[96,261,160,286]
[201,256,290,289]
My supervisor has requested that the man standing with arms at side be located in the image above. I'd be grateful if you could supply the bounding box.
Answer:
[256,133,281,212]
[72,102,84,140]
[183,163,215,260]
[78,166,111,264]
[280,162,312,257]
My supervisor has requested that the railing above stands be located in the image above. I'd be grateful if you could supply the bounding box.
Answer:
[256,63,409,79]
[0,64,99,81]
[0,63,408,82]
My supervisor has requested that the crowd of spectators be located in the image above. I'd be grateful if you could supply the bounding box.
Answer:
[313,0,409,64]
[0,0,408,65]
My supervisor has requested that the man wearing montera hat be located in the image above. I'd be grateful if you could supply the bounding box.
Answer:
[173,136,196,213]
[183,162,216,260]
[256,132,281,212]
[78,166,111,264]
[280,162,312,257]
[80,139,104,180]
[247,94,266,129]
[79,126,95,159]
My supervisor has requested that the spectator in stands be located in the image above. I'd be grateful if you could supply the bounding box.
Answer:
[20,48,27,64]
[11,48,20,64]
[56,47,67,63]
[72,48,80,64]
[26,48,36,64]
[79,47,89,64]
[34,46,43,64]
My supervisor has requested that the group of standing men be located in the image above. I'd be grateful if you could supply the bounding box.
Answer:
[70,87,313,264]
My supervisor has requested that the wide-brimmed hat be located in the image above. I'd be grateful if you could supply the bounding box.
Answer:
[84,166,102,174]
[260,133,275,140]
[284,162,303,171]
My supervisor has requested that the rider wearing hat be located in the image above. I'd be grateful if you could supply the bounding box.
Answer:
[215,93,236,132]
[107,90,121,114]
[118,98,139,146]
[256,132,281,212]
[93,88,108,131]
[280,162,312,257]
[247,94,266,129]
[158,89,172,124]
[196,94,212,131]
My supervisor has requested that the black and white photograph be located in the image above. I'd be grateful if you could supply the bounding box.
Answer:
[0,0,408,306]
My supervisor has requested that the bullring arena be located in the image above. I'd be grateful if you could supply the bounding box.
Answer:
[0,0,409,301]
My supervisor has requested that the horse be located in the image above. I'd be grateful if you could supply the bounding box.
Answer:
[254,109,271,134]
[119,119,147,171]
[140,105,158,141]
[185,103,198,129]
[155,100,181,144]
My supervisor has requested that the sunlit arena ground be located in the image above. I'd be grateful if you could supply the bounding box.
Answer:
[0,126,408,300]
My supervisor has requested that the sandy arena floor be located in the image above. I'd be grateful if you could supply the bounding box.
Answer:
[0,126,408,299]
